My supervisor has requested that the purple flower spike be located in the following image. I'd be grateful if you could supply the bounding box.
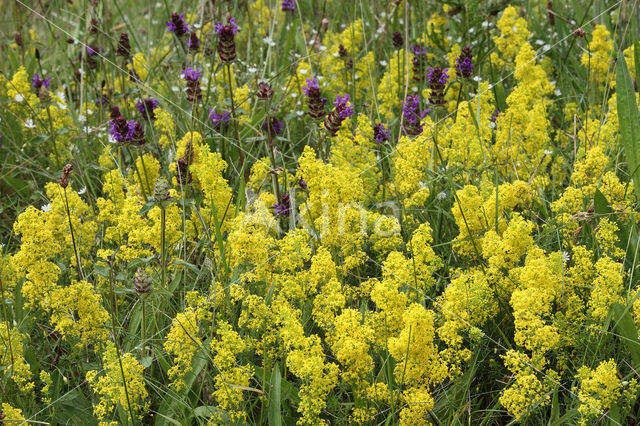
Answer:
[281,0,296,12]
[167,13,189,36]
[215,17,238,35]
[262,116,284,137]
[455,46,474,79]
[273,194,291,216]
[182,67,202,81]
[32,73,51,95]
[402,94,428,136]
[209,108,231,131]
[302,78,320,95]
[136,98,160,121]
[373,123,391,144]
[215,18,238,62]
[324,94,355,136]
[426,67,449,105]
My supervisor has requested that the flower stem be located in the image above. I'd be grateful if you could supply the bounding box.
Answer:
[63,187,84,281]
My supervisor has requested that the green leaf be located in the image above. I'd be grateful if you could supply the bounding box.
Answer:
[268,365,282,426]
[594,188,613,216]
[634,40,640,89]
[616,50,640,201]
[612,303,640,369]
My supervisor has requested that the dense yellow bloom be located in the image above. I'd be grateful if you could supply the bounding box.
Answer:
[492,6,530,68]
[0,322,34,393]
[392,135,431,208]
[581,25,613,86]
[575,359,637,425]
[588,256,624,322]
[86,343,149,423]
[164,308,201,390]
[49,280,109,346]
[211,321,254,423]
[1,403,26,424]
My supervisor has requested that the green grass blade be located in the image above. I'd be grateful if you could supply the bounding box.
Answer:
[616,50,640,201]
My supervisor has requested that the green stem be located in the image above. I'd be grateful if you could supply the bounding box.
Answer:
[63,188,84,281]
[225,64,245,178]
[161,206,167,290]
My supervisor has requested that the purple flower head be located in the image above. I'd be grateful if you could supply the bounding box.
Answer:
[455,46,474,79]
[281,0,296,12]
[410,44,427,56]
[182,67,202,81]
[209,108,231,131]
[166,13,189,36]
[491,109,500,123]
[136,98,160,120]
[215,17,238,35]
[186,32,200,51]
[86,45,103,56]
[302,78,320,95]
[333,94,355,119]
[402,94,429,136]
[298,177,307,189]
[373,123,391,144]
[109,116,128,142]
[32,73,51,94]
[427,67,450,85]
[262,116,284,137]
[273,194,291,216]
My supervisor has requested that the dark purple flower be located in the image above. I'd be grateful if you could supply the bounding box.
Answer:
[324,94,354,136]
[110,106,122,120]
[373,123,391,144]
[32,73,51,95]
[262,116,284,137]
[257,82,273,100]
[273,194,291,216]
[402,94,428,136]
[303,78,327,120]
[136,98,160,120]
[209,108,230,131]
[186,32,200,51]
[392,32,403,49]
[215,18,238,62]
[426,67,449,105]
[215,17,239,35]
[455,46,473,78]
[166,13,189,37]
[298,177,307,189]
[109,116,128,142]
[281,0,296,12]
[411,44,428,83]
[109,114,145,145]
[182,68,202,102]
[117,33,131,57]
[85,45,103,69]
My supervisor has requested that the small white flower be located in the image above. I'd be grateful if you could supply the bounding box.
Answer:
[248,67,258,73]
[319,45,327,51]
[554,89,562,96]
[299,68,308,75]
[108,134,117,143]
[262,36,276,47]
[333,52,340,58]
[193,23,201,29]
[78,186,87,195]
[296,110,304,116]
[78,114,86,123]
[152,20,158,24]
[562,251,570,264]
[291,92,298,98]
[535,39,545,46]
[14,94,24,102]
[24,119,36,129]
[542,44,551,52]
[87,109,93,115]
[58,103,68,110]
[57,91,66,102]
[41,203,52,212]
[544,149,553,155]
[488,122,496,129]
[379,60,388,66]
[437,191,447,200]
[412,86,418,92]
[473,75,482,82]
[171,86,180,92]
